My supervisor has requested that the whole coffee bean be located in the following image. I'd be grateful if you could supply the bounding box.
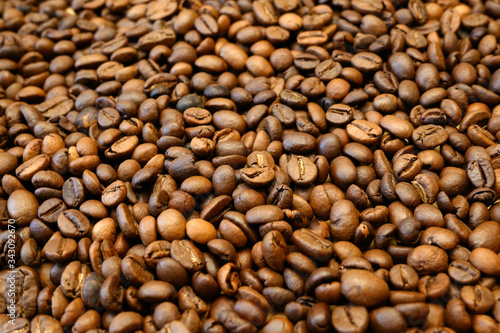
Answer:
[108,312,143,333]
[101,180,126,207]
[137,280,177,303]
[8,190,38,226]
[246,205,284,224]
[445,298,472,332]
[346,119,383,145]
[121,254,155,286]
[306,302,331,332]
[157,208,186,241]
[420,227,459,250]
[186,218,217,245]
[240,167,276,187]
[340,269,389,307]
[57,209,91,238]
[448,260,481,285]
[393,154,422,181]
[326,104,354,125]
[330,156,357,190]
[412,125,449,150]
[407,245,448,275]
[331,305,369,333]
[418,273,450,300]
[468,221,500,253]
[469,248,500,276]
[262,231,288,271]
[389,264,419,291]
[286,155,317,185]
[100,273,124,312]
[81,272,103,310]
[330,199,360,241]
[171,239,206,272]
[292,229,334,261]
[234,299,267,328]
[217,263,239,297]
[60,261,91,298]
[350,52,383,73]
[461,285,495,313]
[156,258,188,290]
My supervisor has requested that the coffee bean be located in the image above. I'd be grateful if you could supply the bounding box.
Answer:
[262,231,288,271]
[407,245,449,275]
[253,1,278,26]
[332,305,369,333]
[341,269,389,307]
[347,119,383,145]
[137,280,177,303]
[60,261,91,298]
[291,228,333,261]
[57,209,91,238]
[330,199,360,241]
[461,285,495,313]
[8,189,38,226]
[389,264,419,291]
[326,104,354,126]
[469,248,500,276]
[170,239,205,273]
[448,259,481,284]
[350,52,383,73]
[467,157,495,188]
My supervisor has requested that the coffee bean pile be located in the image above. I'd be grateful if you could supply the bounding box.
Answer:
[2,0,500,332]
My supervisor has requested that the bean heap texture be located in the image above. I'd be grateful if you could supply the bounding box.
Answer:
[2,0,500,332]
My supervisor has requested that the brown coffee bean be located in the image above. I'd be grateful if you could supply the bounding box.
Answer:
[60,261,91,298]
[407,245,449,275]
[412,125,449,150]
[291,228,334,261]
[8,190,38,226]
[326,104,354,125]
[346,119,383,145]
[341,269,389,307]
[57,209,91,238]
[170,239,205,273]
[262,231,288,271]
[469,248,500,276]
[332,305,369,333]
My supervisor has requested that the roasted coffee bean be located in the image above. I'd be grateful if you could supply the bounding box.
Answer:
[448,260,481,285]
[469,248,500,276]
[326,104,354,125]
[121,254,154,286]
[330,199,360,241]
[418,273,451,300]
[57,209,91,238]
[341,270,389,307]
[346,120,383,145]
[60,261,91,298]
[393,154,422,181]
[467,158,495,188]
[389,264,419,291]
[461,285,495,313]
[407,245,449,275]
[291,229,333,261]
[261,231,288,271]
[412,125,449,150]
[351,52,383,73]
[331,305,369,333]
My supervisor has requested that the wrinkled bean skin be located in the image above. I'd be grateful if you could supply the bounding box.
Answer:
[1,0,500,331]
